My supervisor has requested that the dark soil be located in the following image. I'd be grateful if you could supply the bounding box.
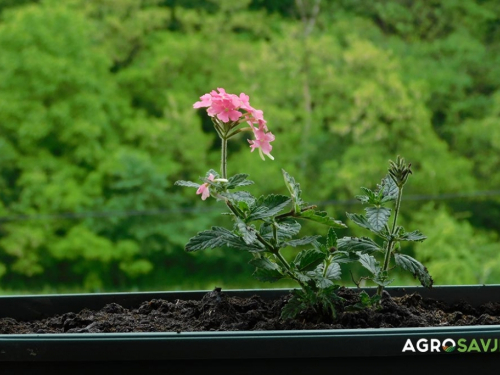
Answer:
[1,288,499,334]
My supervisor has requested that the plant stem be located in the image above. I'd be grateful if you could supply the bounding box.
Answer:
[221,137,227,179]
[224,200,275,253]
[274,205,317,220]
[377,185,404,296]
[226,127,252,138]
[254,231,277,253]
[224,199,244,218]
[390,186,403,234]
[272,222,278,246]
[273,248,307,289]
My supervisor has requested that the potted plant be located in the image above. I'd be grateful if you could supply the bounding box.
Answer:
[1,89,499,373]
[1,286,500,373]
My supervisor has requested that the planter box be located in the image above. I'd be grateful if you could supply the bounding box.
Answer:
[0,285,499,374]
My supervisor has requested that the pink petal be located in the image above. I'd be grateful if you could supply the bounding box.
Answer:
[239,93,252,111]
[217,111,230,123]
[193,94,212,108]
[228,110,243,122]
[201,185,210,200]
[252,109,264,121]
[196,183,211,200]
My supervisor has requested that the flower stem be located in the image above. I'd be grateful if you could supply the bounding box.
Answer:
[226,127,252,138]
[377,185,404,296]
[221,137,227,179]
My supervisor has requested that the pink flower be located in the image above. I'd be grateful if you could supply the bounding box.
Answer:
[193,88,275,160]
[246,109,267,131]
[238,93,253,111]
[248,124,275,161]
[196,173,214,200]
[208,95,242,122]
[194,88,242,123]
[193,93,212,109]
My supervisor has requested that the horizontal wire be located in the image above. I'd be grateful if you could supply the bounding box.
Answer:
[0,190,499,223]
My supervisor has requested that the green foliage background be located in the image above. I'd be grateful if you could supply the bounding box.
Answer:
[0,0,498,293]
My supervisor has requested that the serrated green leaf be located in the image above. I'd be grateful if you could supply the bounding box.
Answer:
[236,219,257,245]
[378,174,398,202]
[346,212,372,231]
[223,236,264,252]
[315,277,334,289]
[186,227,265,253]
[298,210,346,228]
[365,207,391,232]
[361,187,377,201]
[373,274,394,287]
[324,262,341,280]
[260,219,301,241]
[282,169,303,210]
[311,241,328,254]
[275,220,302,237]
[345,291,381,311]
[247,194,291,221]
[360,187,374,195]
[337,237,381,254]
[249,257,279,271]
[260,194,291,212]
[284,235,321,248]
[226,173,254,189]
[359,291,371,304]
[238,180,254,187]
[327,228,338,248]
[394,253,433,288]
[293,249,326,271]
[355,194,370,204]
[174,180,200,188]
[252,267,284,282]
[238,201,249,212]
[306,262,341,289]
[317,287,341,318]
[397,230,427,242]
[358,253,380,274]
[185,227,236,252]
[246,206,269,222]
[331,251,359,263]
[296,272,312,283]
[231,241,266,253]
[220,191,256,207]
[356,187,385,205]
[346,212,388,238]
[249,257,284,282]
[281,291,307,319]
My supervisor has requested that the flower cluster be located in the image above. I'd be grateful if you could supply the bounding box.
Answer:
[193,88,275,160]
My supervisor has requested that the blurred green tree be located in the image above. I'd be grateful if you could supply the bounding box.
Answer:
[0,0,498,292]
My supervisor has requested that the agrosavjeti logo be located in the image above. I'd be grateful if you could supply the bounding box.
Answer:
[402,338,500,353]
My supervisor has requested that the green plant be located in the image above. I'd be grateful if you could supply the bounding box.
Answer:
[340,157,433,296]
[175,89,347,318]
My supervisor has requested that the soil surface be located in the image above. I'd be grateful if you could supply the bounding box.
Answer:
[1,288,499,334]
